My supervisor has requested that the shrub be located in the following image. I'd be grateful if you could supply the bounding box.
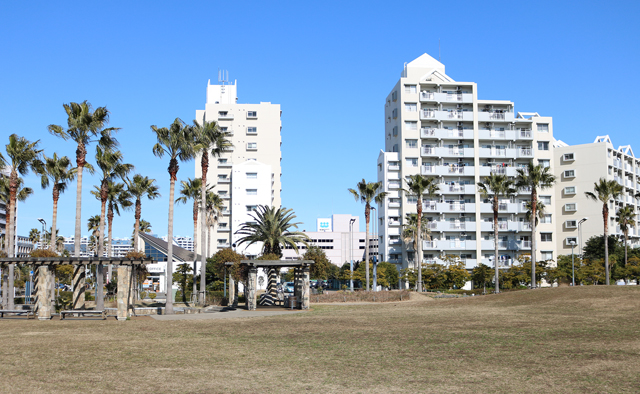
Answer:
[149,293,157,300]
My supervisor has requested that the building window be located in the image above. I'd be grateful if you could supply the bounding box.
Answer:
[246,205,257,211]
[405,121,418,130]
[392,144,398,152]
[218,158,228,164]
[541,251,553,260]
[564,186,576,195]
[246,172,257,179]
[538,159,550,168]
[247,142,257,150]
[406,158,418,167]
[392,126,398,136]
[565,203,577,211]
[247,111,257,118]
[404,85,417,94]
[246,189,257,195]
[392,108,397,119]
[218,174,228,181]
[407,195,417,204]
[217,239,227,245]
[405,103,417,112]
[247,126,257,134]
[564,170,576,178]
[541,214,552,224]
[537,124,549,132]
[565,237,578,246]
[565,220,577,228]
[406,139,418,149]
[539,195,551,205]
[392,91,397,101]
[537,141,549,151]
[563,153,575,161]
[541,233,552,242]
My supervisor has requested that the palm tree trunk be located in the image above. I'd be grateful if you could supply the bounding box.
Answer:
[74,154,85,258]
[531,189,537,288]
[51,188,59,252]
[416,198,423,293]
[166,176,176,314]
[134,199,141,252]
[107,206,114,283]
[494,196,499,294]
[603,204,610,285]
[199,153,208,305]
[192,200,198,301]
[364,204,370,291]
[96,193,107,311]
[7,173,17,309]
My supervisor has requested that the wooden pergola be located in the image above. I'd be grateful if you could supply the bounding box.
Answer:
[226,260,314,311]
[0,257,154,321]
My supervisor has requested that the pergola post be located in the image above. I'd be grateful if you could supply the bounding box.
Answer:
[72,264,85,309]
[246,267,258,311]
[228,274,236,307]
[116,265,131,320]
[301,266,310,310]
[293,267,302,309]
[267,267,277,299]
[35,265,52,320]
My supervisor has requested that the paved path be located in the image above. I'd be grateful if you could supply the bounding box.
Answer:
[150,308,304,321]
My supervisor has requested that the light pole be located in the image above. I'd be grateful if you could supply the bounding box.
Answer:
[37,218,46,250]
[349,218,355,292]
[578,217,588,256]
[371,206,377,292]
[570,241,576,286]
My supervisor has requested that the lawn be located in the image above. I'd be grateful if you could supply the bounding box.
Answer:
[0,286,638,393]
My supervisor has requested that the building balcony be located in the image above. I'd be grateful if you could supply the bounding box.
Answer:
[480,221,523,232]
[480,239,530,250]
[428,221,477,232]
[477,112,514,122]
[517,129,533,140]
[421,128,474,140]
[435,110,474,121]
[435,240,477,251]
[421,147,475,158]
[419,92,473,103]
[478,130,516,141]
[479,203,519,214]
[478,166,518,177]
[420,109,436,120]
[217,177,231,183]
[218,227,230,232]
[436,202,476,213]
[388,164,400,171]
[388,201,401,208]
[439,184,476,194]
[517,148,533,158]
[422,165,475,176]
[218,113,234,120]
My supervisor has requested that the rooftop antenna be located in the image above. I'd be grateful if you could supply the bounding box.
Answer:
[439,38,441,62]
[218,69,228,85]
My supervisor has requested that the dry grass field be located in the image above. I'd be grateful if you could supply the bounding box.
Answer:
[0,286,639,393]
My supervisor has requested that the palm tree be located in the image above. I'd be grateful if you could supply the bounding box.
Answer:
[401,213,430,270]
[151,118,195,314]
[94,144,133,309]
[585,178,623,285]
[205,192,224,259]
[516,162,556,288]
[176,177,214,298]
[0,175,33,254]
[0,134,41,309]
[478,174,516,294]
[235,205,310,257]
[125,174,160,252]
[48,101,118,258]
[616,205,636,271]
[348,179,388,291]
[28,228,41,248]
[139,219,152,234]
[39,153,76,252]
[44,227,65,253]
[192,117,231,304]
[402,175,438,293]
[87,214,101,257]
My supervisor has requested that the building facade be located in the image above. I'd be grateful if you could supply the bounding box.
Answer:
[195,78,281,258]
[554,136,640,255]
[378,53,557,271]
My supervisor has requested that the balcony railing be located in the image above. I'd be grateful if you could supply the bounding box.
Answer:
[421,127,435,137]
[449,203,465,212]
[519,148,533,156]
[422,165,435,174]
[489,112,506,120]
[448,166,464,174]
[519,130,532,138]
[449,148,463,156]
[491,166,506,175]
[421,110,436,119]
[498,203,508,211]
[424,202,437,211]
[421,92,434,100]
[422,147,435,155]
[446,93,463,102]
[448,111,463,119]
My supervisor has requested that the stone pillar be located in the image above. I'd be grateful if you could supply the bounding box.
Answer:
[1,265,7,309]
[228,274,236,307]
[301,266,310,310]
[267,268,277,298]
[116,265,131,321]
[72,265,85,310]
[35,265,52,320]
[294,268,302,306]
[246,267,258,311]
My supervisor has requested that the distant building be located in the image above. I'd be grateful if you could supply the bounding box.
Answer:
[160,236,194,252]
[15,235,34,257]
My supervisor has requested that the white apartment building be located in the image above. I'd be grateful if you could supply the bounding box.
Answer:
[554,136,640,255]
[281,214,378,266]
[195,77,282,258]
[161,235,194,252]
[378,53,557,271]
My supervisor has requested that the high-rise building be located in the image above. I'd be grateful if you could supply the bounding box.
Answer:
[377,53,557,271]
[195,78,282,258]
[554,135,640,255]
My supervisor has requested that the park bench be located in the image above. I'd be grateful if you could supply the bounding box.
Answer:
[0,309,35,319]
[60,310,107,320]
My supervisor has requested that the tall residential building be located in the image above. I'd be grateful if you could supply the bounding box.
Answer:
[195,78,282,258]
[378,53,557,271]
[554,136,640,255]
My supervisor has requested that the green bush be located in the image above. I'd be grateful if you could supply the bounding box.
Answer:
[149,293,157,300]
[85,292,95,301]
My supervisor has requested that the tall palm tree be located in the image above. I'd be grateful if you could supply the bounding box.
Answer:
[585,178,623,285]
[44,227,65,253]
[0,175,33,254]
[516,162,556,288]
[615,205,636,271]
[176,177,214,298]
[402,175,438,292]
[349,179,388,291]
[235,205,310,258]
[48,101,118,258]
[0,134,41,309]
[401,213,430,270]
[87,214,101,257]
[205,191,224,259]
[39,153,76,252]
[94,144,133,309]
[192,117,231,304]
[151,118,195,314]
[139,219,152,234]
[28,228,41,248]
[125,174,160,252]
[478,174,516,294]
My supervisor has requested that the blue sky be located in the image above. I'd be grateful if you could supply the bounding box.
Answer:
[1,1,638,238]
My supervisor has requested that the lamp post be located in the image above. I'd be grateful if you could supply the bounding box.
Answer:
[570,241,576,286]
[578,217,588,256]
[37,218,46,250]
[349,218,355,292]
[371,206,377,292]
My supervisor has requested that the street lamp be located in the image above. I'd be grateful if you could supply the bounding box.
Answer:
[37,218,46,250]
[349,218,356,292]
[371,206,377,292]
[578,217,588,256]
[570,241,576,286]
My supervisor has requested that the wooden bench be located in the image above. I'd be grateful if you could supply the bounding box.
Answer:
[60,310,106,320]
[0,310,35,319]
